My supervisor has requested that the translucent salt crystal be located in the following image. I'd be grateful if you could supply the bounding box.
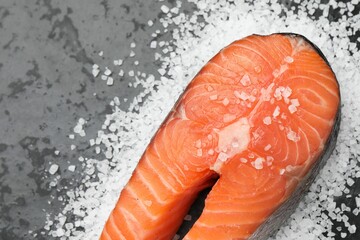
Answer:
[195,139,202,148]
[280,169,285,175]
[356,197,360,207]
[158,69,166,76]
[288,104,297,113]
[68,165,76,172]
[101,75,107,81]
[240,158,247,163]
[161,5,170,13]
[92,68,100,77]
[197,149,203,157]
[254,66,261,73]
[347,178,355,186]
[252,157,264,169]
[291,98,300,106]
[98,51,103,56]
[264,144,271,151]
[150,41,157,48]
[106,77,114,86]
[287,130,300,142]
[273,106,280,117]
[54,150,60,155]
[240,74,251,86]
[209,95,217,100]
[208,149,214,155]
[348,225,356,234]
[263,116,272,125]
[49,164,59,175]
[104,68,112,76]
[206,85,214,92]
[222,98,230,106]
[284,56,294,63]
[217,152,228,162]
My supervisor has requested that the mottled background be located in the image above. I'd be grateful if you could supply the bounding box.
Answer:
[0,0,359,240]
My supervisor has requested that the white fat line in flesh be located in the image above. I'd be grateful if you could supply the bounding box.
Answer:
[232,43,275,69]
[125,187,157,221]
[298,117,323,143]
[134,168,169,205]
[119,207,143,239]
[207,61,239,78]
[108,213,127,239]
[272,37,307,78]
[143,155,180,194]
[299,106,333,125]
[286,74,339,98]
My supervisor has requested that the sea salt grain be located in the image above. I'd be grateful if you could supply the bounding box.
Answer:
[49,164,59,175]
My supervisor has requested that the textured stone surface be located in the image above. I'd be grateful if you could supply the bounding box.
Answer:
[0,0,179,239]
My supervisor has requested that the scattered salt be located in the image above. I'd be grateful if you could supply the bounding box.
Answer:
[263,116,272,125]
[68,165,76,172]
[49,164,59,175]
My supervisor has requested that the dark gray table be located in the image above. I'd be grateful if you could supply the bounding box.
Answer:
[0,0,359,240]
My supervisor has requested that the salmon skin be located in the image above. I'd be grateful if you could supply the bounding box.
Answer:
[100,33,340,240]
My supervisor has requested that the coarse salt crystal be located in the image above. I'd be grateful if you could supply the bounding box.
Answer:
[240,74,251,86]
[284,56,294,63]
[197,149,203,157]
[217,152,228,162]
[101,75,108,81]
[160,5,169,13]
[209,95,218,100]
[150,41,157,48]
[148,20,154,26]
[208,149,214,155]
[49,164,59,175]
[104,68,112,76]
[288,104,297,114]
[252,157,264,170]
[222,98,230,106]
[291,98,300,106]
[264,144,271,151]
[68,165,76,172]
[287,130,300,142]
[273,106,280,117]
[158,69,166,76]
[98,51,103,56]
[263,116,272,125]
[92,68,100,77]
[240,158,248,163]
[106,77,114,86]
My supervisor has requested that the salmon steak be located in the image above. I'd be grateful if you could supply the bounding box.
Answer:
[100,33,340,240]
